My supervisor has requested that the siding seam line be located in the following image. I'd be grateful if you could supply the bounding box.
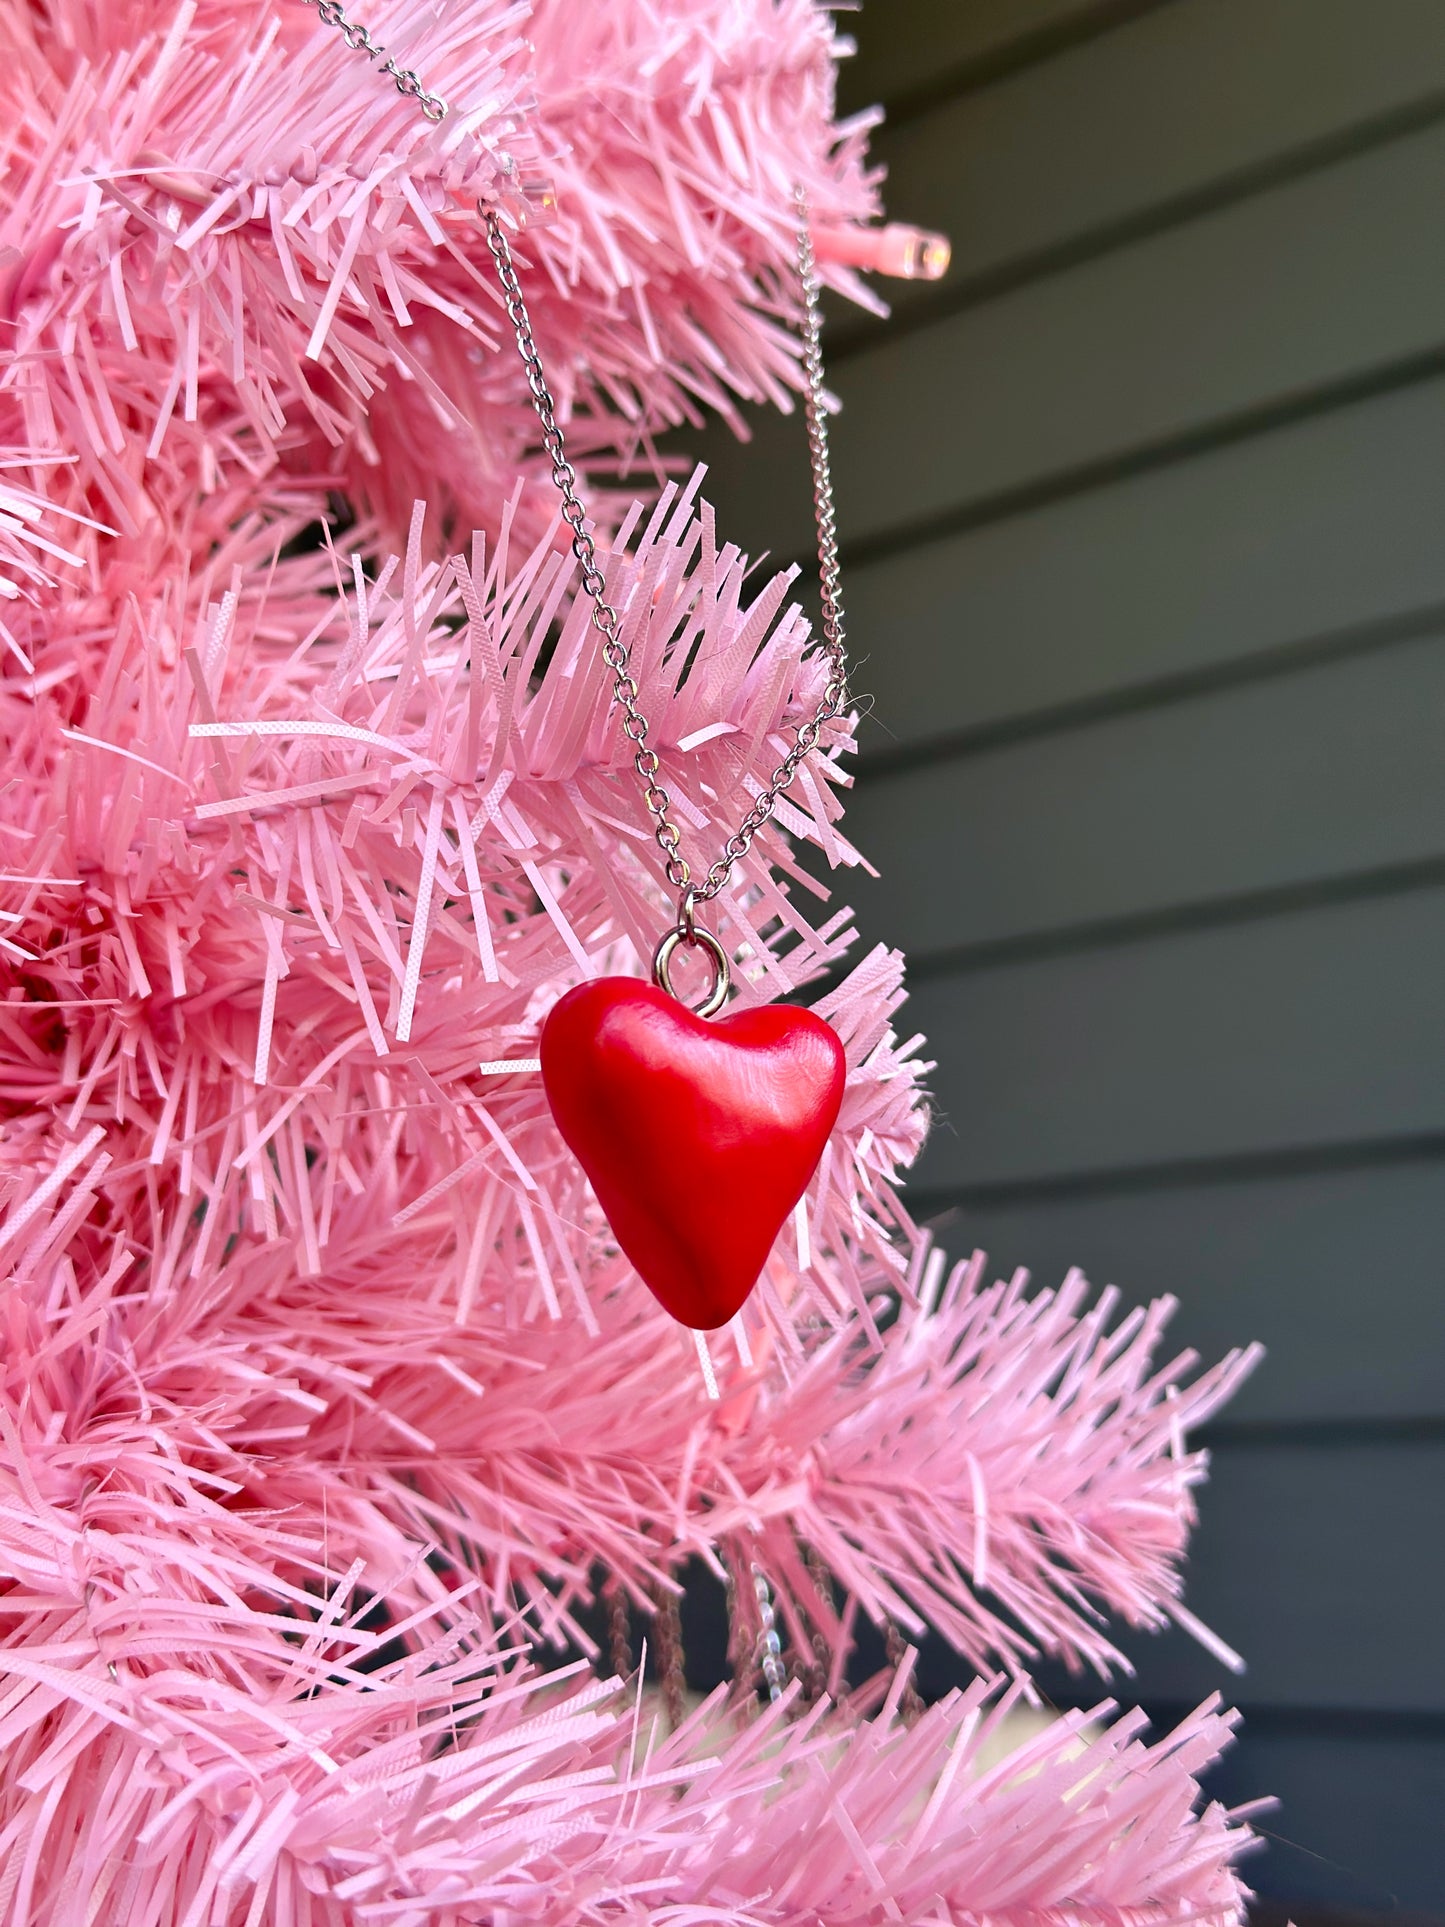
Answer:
[898,856,1445,983]
[854,601,1445,776]
[837,86,1445,362]
[854,0,1180,129]
[908,1131,1445,1212]
[824,347,1445,572]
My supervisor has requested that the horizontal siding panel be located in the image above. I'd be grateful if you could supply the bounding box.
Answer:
[837,0,1113,112]
[815,16,1445,1918]
[867,0,1445,315]
[686,121,1445,558]
[937,1160,1445,1422]
[846,377,1445,755]
[838,632,1445,957]
[1202,1726,1445,1910]
[904,886,1445,1192]
[1037,1440,1445,1713]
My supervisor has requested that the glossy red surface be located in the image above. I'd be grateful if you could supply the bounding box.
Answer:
[540,978,847,1329]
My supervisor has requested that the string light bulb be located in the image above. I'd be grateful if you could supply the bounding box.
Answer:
[812,221,952,280]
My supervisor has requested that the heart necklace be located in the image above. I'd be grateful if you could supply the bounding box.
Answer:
[306,5,856,1333]
[481,216,852,1332]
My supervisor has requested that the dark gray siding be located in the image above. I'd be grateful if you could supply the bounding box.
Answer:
[689,0,1445,1911]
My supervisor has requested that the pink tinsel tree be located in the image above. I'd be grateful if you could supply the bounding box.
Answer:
[0,2,1265,1918]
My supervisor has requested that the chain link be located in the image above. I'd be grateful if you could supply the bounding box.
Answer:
[300,5,850,921]
[651,1583,688,1729]
[883,1619,925,1726]
[751,1563,788,1704]
[605,1586,633,1681]
[304,1,449,121]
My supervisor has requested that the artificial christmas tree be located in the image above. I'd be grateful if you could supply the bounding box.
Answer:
[0,1,1263,1917]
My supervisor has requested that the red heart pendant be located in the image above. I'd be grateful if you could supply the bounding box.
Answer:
[540,979,847,1329]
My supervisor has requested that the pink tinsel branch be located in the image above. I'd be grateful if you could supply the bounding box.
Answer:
[0,479,1257,1682]
[0,4,1260,1912]
[0,1471,1259,1927]
[2,0,877,550]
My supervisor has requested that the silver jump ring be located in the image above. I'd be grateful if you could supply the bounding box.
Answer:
[652,922,730,1019]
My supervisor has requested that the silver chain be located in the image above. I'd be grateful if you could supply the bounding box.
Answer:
[301,4,850,920]
[751,1564,788,1704]
[795,196,846,664]
[304,1,449,121]
[483,214,696,897]
[485,208,848,911]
